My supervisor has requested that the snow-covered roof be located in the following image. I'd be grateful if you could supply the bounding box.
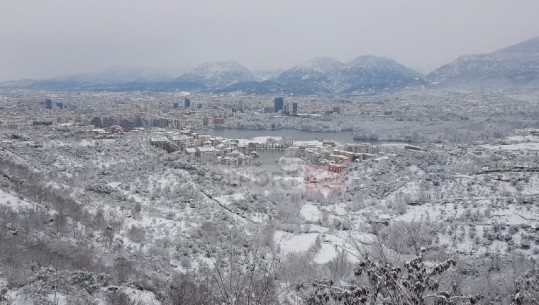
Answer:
[198,146,216,152]
[171,135,192,141]
[91,128,108,134]
[150,136,168,142]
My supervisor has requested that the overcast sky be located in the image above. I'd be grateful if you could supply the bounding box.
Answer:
[1,0,539,81]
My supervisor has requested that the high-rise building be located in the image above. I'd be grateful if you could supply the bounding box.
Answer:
[173,102,179,109]
[152,118,169,128]
[283,104,290,115]
[184,98,191,108]
[90,117,103,128]
[292,102,298,115]
[102,117,113,128]
[45,99,53,110]
[134,115,144,128]
[120,119,134,130]
[274,97,284,113]
[333,107,340,114]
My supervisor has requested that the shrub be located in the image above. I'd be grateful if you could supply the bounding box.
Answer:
[303,254,482,305]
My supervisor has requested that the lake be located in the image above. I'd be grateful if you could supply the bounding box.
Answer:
[199,128,359,143]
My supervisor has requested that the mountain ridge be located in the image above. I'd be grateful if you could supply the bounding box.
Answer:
[176,61,258,88]
[3,34,539,94]
[427,35,539,87]
[271,55,424,95]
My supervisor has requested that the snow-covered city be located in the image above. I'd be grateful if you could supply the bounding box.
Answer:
[2,1,539,304]
[2,85,539,304]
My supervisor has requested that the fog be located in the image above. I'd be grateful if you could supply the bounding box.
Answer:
[1,0,538,81]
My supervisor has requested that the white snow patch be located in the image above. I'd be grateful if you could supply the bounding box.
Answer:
[122,287,162,305]
[482,143,539,151]
[0,189,34,210]
[275,231,319,254]
[301,203,321,222]
[314,243,339,264]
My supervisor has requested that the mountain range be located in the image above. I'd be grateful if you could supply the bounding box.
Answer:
[2,35,539,94]
[275,56,424,94]
[176,61,257,88]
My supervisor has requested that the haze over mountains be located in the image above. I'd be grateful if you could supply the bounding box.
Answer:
[54,68,175,84]
[2,35,539,95]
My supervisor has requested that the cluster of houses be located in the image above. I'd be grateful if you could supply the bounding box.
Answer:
[149,130,293,167]
[286,142,393,172]
[1,133,43,149]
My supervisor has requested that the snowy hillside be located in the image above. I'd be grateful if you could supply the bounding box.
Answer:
[276,55,424,95]
[2,89,539,304]
[427,36,539,87]
[339,55,424,93]
[176,61,258,88]
[280,57,343,78]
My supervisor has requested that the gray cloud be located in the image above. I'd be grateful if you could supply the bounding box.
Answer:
[1,0,539,81]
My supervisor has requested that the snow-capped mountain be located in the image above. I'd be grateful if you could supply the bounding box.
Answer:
[339,55,424,94]
[495,35,539,54]
[273,57,342,94]
[427,36,539,87]
[11,34,539,93]
[252,69,284,81]
[176,61,257,88]
[278,57,341,83]
[279,57,343,80]
[274,56,424,95]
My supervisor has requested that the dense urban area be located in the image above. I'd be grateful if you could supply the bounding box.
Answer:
[1,85,539,304]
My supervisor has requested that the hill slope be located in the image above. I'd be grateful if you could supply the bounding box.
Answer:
[221,56,424,95]
[427,36,539,87]
[176,61,257,88]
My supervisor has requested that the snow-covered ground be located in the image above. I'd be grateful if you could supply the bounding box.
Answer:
[275,231,319,254]
[2,89,539,303]
[483,142,539,151]
[300,203,321,222]
[0,188,35,210]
